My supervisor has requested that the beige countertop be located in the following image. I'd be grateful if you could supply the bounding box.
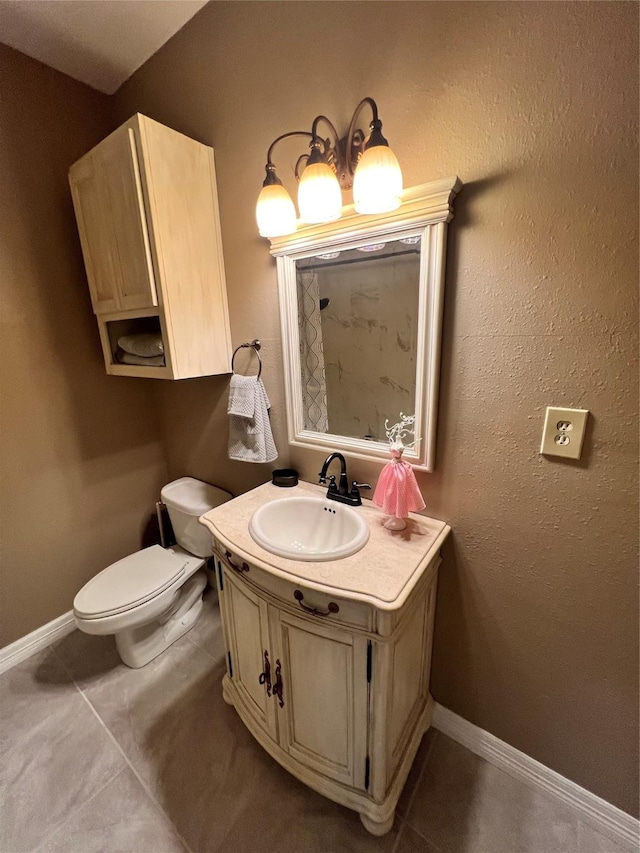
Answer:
[199,481,450,611]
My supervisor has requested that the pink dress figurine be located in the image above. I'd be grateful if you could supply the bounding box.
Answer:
[373,436,425,531]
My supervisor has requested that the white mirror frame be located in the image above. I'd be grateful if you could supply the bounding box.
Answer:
[269,176,461,472]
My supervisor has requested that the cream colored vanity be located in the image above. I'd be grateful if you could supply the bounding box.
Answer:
[199,481,450,835]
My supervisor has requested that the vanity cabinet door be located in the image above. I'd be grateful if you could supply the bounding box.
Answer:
[269,607,369,790]
[221,569,278,741]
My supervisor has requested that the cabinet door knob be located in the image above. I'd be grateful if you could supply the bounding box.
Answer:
[258,650,272,696]
[293,589,339,617]
[224,550,250,573]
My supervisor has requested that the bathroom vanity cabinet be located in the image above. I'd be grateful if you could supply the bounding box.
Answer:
[69,113,232,379]
[200,481,450,835]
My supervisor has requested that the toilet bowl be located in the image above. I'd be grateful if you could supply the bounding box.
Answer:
[73,477,232,668]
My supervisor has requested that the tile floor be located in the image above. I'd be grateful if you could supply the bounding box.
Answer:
[0,589,636,853]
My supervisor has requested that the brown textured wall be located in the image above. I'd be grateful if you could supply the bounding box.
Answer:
[0,45,168,646]
[114,1,638,814]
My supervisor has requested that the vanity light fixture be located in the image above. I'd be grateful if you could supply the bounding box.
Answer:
[256,97,403,239]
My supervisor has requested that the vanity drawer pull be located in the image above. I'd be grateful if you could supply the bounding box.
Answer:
[224,550,250,573]
[294,589,339,617]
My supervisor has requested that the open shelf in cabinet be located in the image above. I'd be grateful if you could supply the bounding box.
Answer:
[97,309,173,379]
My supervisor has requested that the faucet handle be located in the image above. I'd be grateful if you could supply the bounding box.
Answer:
[327,474,338,493]
[351,482,371,495]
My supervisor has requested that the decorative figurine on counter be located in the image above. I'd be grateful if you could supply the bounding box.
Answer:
[373,414,425,530]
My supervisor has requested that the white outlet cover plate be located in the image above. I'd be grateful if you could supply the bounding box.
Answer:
[540,407,589,460]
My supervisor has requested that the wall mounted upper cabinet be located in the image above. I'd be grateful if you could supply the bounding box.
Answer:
[69,114,232,379]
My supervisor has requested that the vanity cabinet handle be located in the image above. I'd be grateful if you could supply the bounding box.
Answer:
[259,650,272,696]
[293,589,340,617]
[224,550,250,573]
[273,659,284,708]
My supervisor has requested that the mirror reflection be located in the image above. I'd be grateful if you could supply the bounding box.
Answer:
[296,236,421,442]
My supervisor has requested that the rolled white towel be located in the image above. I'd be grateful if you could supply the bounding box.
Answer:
[117,333,164,358]
[118,351,166,367]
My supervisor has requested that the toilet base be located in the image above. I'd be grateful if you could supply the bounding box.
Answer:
[115,570,207,668]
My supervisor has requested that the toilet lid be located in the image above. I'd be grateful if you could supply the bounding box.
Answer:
[74,545,189,619]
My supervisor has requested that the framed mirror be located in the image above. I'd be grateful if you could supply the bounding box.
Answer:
[269,177,461,471]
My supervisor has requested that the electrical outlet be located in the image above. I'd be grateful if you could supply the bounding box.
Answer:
[540,407,589,460]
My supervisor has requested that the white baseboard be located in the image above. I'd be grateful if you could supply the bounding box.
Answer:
[433,703,639,848]
[0,611,76,675]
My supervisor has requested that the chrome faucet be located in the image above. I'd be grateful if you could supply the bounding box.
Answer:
[318,452,371,507]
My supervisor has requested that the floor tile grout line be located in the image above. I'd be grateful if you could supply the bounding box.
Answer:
[403,728,440,819]
[184,631,219,663]
[182,594,222,662]
[18,648,132,852]
[390,817,408,853]
[31,766,131,853]
[396,730,452,853]
[50,643,85,687]
[391,729,442,853]
[50,644,96,697]
[403,821,448,853]
[76,688,194,853]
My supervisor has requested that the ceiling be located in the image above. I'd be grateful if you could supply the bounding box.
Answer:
[0,0,208,94]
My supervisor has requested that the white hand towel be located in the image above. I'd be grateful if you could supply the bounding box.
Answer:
[228,375,278,463]
[227,374,258,418]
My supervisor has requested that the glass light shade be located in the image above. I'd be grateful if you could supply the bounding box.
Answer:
[256,183,297,238]
[353,145,403,215]
[298,162,342,224]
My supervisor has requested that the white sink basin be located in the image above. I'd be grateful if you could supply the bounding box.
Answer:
[248,496,369,562]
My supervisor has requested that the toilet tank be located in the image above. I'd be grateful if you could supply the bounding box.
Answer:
[161,477,232,558]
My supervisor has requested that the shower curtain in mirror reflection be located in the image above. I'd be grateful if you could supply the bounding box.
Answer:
[297,271,328,432]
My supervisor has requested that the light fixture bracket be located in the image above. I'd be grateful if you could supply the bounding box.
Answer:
[294,134,363,190]
[330,131,366,190]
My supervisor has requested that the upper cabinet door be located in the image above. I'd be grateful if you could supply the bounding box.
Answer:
[69,152,121,314]
[101,126,157,312]
[69,124,157,315]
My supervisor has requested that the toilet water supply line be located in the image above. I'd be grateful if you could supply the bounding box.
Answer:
[156,501,167,549]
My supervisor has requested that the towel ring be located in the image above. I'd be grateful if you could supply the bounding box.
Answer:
[231,339,262,380]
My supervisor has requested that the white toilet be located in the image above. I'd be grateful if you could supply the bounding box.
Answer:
[73,477,232,668]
